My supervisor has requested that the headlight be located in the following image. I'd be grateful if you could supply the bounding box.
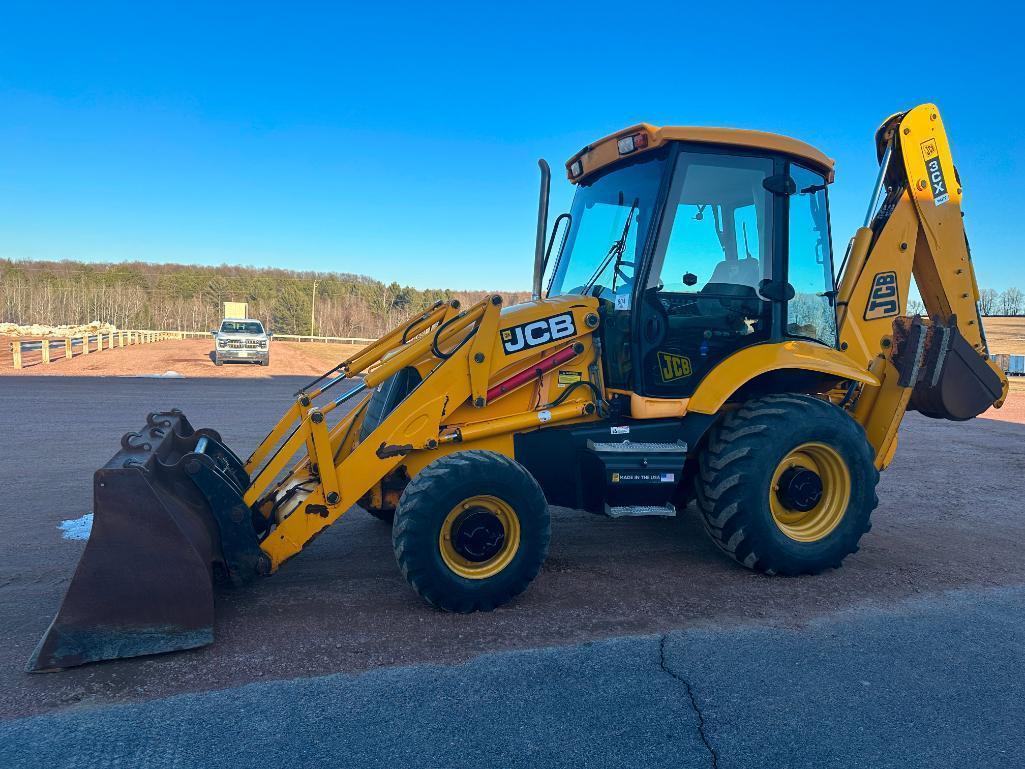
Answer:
[218,340,227,348]
[617,131,649,155]
[260,341,267,349]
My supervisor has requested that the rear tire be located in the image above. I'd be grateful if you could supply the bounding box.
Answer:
[696,394,878,575]
[393,450,550,612]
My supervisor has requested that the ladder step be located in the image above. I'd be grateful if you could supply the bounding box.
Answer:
[587,440,687,454]
[604,503,677,518]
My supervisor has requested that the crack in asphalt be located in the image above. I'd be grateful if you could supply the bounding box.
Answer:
[659,634,720,769]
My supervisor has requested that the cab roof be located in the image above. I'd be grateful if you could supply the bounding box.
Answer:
[565,123,835,184]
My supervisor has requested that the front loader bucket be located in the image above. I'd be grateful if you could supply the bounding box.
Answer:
[29,410,267,672]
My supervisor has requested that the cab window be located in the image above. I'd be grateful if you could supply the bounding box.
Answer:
[787,165,836,346]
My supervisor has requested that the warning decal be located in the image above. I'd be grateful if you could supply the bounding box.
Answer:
[557,370,582,387]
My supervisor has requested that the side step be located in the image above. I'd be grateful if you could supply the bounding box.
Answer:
[585,439,687,514]
[604,503,677,518]
[589,441,687,453]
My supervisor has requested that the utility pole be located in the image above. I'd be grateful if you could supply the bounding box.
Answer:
[310,280,318,337]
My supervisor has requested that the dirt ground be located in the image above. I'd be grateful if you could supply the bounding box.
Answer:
[982,387,1025,423]
[984,316,1025,355]
[1,376,1023,719]
[0,338,364,378]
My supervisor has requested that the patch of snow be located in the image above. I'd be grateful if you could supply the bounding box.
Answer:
[135,370,185,378]
[59,513,93,541]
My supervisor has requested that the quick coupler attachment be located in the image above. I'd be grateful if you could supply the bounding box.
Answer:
[28,410,268,672]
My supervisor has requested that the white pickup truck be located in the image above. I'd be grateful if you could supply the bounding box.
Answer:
[212,318,272,366]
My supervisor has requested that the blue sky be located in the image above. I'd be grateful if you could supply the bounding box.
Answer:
[1,2,1022,291]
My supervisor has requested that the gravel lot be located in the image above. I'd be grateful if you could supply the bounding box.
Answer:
[2,337,365,377]
[1,374,1022,722]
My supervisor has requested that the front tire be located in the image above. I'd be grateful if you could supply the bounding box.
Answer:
[393,450,550,612]
[696,394,878,575]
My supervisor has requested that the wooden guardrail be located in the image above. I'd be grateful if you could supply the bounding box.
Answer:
[3,330,180,370]
[140,331,374,343]
[272,334,375,344]
[2,328,374,370]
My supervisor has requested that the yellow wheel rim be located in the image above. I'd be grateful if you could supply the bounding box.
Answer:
[769,442,851,542]
[439,495,521,580]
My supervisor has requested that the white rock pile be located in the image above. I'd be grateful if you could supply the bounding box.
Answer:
[0,321,118,338]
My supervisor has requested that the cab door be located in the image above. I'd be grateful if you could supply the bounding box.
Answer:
[635,149,778,397]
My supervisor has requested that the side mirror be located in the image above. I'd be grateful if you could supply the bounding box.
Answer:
[682,272,698,287]
[266,332,273,338]
[210,330,218,336]
[758,278,796,302]
[762,173,797,196]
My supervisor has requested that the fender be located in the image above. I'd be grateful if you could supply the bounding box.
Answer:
[687,340,879,415]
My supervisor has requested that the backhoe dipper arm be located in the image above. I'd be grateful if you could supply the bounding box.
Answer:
[836,104,1007,467]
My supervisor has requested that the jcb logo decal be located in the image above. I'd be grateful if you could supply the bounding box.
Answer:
[501,312,576,354]
[921,139,949,206]
[864,271,900,320]
[657,352,692,382]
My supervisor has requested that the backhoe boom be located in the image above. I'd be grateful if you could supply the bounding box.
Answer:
[838,104,1006,466]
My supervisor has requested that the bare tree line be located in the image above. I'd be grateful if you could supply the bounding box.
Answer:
[4,259,1020,338]
[907,287,1022,317]
[0,259,529,337]
[978,287,1024,316]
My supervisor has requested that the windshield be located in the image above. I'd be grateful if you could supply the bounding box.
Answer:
[548,150,668,302]
[220,321,264,334]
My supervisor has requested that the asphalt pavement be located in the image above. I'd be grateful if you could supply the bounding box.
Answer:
[2,585,1022,768]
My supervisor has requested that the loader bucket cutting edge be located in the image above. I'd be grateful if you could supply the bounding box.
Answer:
[28,410,260,672]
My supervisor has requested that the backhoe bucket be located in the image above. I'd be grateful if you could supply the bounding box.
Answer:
[894,316,1005,421]
[28,410,267,672]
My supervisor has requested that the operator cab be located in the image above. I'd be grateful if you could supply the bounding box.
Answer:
[545,125,838,401]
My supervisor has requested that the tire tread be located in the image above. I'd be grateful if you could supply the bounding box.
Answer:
[696,394,879,575]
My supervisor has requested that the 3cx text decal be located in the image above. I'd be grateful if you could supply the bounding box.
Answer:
[921,139,950,206]
[864,271,900,320]
[657,351,692,382]
[501,312,576,354]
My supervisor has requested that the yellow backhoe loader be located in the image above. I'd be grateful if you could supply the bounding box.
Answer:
[30,103,1007,671]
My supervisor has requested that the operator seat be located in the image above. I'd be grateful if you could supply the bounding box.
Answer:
[661,256,762,334]
[695,256,763,325]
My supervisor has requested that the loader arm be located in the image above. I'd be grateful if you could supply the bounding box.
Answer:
[836,104,1007,468]
[243,294,600,570]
